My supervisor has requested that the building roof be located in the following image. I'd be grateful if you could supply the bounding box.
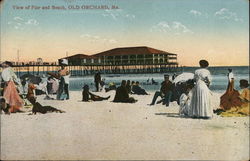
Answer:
[92,46,177,57]
[62,54,97,59]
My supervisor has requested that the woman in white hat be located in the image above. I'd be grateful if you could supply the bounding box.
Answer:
[57,59,70,100]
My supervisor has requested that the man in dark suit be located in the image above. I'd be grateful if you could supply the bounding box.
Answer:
[149,74,173,107]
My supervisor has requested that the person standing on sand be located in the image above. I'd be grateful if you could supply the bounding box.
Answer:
[189,60,212,119]
[94,71,101,92]
[227,68,234,91]
[1,61,23,113]
[57,59,70,100]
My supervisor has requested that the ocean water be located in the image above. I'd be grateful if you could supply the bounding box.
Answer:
[69,66,249,93]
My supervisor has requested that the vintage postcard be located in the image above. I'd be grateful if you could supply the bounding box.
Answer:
[0,0,249,160]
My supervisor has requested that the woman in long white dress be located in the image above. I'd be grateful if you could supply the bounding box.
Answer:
[189,60,212,119]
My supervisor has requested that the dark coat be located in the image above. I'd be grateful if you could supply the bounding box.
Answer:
[160,80,173,95]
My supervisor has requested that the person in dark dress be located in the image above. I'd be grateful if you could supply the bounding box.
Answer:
[149,74,173,107]
[113,80,137,103]
[94,72,101,92]
[82,85,110,102]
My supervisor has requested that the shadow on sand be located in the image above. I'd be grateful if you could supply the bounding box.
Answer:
[155,113,211,120]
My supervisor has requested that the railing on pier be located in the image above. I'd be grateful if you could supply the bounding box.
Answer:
[3,63,181,77]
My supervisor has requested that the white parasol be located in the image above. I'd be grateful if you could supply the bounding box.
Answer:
[173,72,194,84]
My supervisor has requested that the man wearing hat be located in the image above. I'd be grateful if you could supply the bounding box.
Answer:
[57,59,70,100]
[149,74,173,106]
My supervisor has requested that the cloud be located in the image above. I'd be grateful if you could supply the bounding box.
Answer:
[102,9,135,20]
[25,19,39,25]
[189,10,202,16]
[189,10,209,18]
[80,34,117,44]
[8,17,39,30]
[214,8,243,22]
[150,21,193,34]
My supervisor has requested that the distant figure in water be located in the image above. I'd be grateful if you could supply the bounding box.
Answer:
[82,85,110,102]
[132,81,149,95]
[189,60,212,119]
[151,78,157,85]
[113,80,137,103]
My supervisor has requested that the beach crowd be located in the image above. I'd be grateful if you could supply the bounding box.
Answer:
[0,59,249,118]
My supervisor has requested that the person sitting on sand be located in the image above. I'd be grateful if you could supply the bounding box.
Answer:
[113,80,137,103]
[1,61,24,113]
[132,81,149,95]
[82,85,110,102]
[27,83,37,104]
[217,79,249,117]
[179,85,192,116]
[149,74,173,107]
[0,98,10,114]
[126,80,132,94]
[105,82,117,92]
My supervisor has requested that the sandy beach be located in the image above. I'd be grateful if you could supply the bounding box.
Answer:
[1,91,249,160]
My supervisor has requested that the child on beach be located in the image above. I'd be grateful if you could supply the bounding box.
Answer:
[179,85,192,116]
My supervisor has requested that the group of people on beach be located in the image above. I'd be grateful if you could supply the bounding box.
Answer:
[0,59,249,118]
[0,59,70,114]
